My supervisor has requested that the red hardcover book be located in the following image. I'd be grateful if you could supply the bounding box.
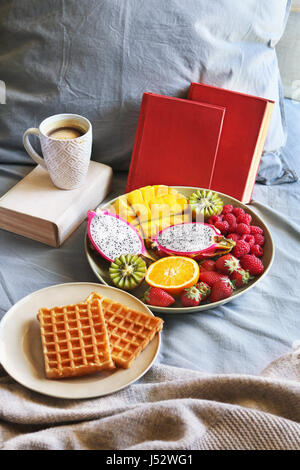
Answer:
[188,82,274,203]
[126,92,225,193]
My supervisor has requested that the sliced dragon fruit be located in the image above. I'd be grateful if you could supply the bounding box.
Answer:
[152,222,235,260]
[87,210,148,262]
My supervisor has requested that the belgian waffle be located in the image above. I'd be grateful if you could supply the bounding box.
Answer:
[37,298,115,379]
[86,292,163,368]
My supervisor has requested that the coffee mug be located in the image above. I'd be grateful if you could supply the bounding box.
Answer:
[23,113,92,190]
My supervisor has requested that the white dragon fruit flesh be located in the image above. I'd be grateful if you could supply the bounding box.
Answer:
[153,222,235,260]
[87,210,147,262]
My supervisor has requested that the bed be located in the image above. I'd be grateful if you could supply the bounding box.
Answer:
[0,95,299,377]
[0,97,300,450]
[0,0,300,450]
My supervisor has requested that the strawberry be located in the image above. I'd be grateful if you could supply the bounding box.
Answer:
[199,271,230,287]
[236,223,251,235]
[232,239,250,258]
[230,269,253,288]
[199,259,216,273]
[180,286,202,307]
[240,255,265,276]
[143,287,175,307]
[210,278,234,303]
[215,254,240,275]
[195,281,211,301]
[250,244,263,257]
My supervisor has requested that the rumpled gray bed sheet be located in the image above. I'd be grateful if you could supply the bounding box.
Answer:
[0,98,299,377]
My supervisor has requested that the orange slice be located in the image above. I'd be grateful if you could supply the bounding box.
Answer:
[145,256,199,295]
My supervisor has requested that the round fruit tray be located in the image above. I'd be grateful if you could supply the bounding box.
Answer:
[85,187,274,314]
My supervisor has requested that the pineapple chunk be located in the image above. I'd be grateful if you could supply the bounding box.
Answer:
[112,185,189,229]
[139,211,192,240]
[139,185,155,204]
[126,189,144,206]
[111,196,138,225]
[153,185,169,197]
[138,219,161,240]
[149,195,188,221]
[126,189,151,222]
[131,203,151,223]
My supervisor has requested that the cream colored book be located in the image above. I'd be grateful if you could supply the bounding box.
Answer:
[0,161,113,247]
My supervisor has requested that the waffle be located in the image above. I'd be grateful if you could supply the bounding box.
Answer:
[37,298,115,379]
[86,292,163,368]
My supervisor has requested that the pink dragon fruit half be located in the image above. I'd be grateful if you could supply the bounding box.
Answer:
[87,210,147,262]
[152,222,235,260]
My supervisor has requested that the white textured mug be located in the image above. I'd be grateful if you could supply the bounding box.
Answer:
[23,113,92,190]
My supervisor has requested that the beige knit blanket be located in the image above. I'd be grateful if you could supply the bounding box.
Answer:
[1,343,300,450]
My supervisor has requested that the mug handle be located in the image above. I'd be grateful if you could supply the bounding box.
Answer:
[23,128,47,169]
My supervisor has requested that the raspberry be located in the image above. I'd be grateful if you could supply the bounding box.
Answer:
[250,225,264,235]
[240,234,255,247]
[250,244,263,257]
[224,213,236,224]
[208,215,222,225]
[224,213,237,232]
[240,254,264,276]
[253,233,265,246]
[232,240,250,258]
[222,204,233,215]
[236,223,251,235]
[232,207,245,217]
[214,220,229,235]
[227,233,240,242]
[236,213,252,225]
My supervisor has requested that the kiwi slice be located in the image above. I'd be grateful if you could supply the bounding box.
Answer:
[188,189,223,219]
[109,254,147,290]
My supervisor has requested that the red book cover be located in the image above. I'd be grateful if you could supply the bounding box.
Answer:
[188,82,274,203]
[126,92,225,193]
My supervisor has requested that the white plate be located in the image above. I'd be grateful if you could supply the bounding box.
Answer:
[0,283,161,399]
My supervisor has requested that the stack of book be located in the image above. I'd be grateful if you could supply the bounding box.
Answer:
[126,82,274,203]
